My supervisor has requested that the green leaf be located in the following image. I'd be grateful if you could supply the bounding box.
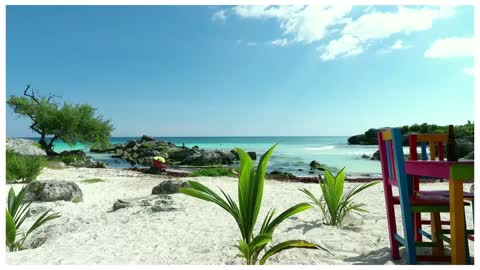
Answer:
[260,240,327,265]
[6,211,17,248]
[251,144,277,228]
[263,203,312,234]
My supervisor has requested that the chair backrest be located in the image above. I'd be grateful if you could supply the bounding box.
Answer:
[377,128,408,188]
[408,133,447,161]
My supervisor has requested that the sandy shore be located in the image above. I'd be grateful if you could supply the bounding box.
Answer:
[6,167,475,265]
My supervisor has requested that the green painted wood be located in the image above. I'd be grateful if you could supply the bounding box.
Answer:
[450,164,474,181]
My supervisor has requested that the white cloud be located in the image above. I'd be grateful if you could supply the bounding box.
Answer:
[321,6,454,60]
[320,35,363,61]
[212,10,226,22]
[464,67,474,76]
[392,40,404,49]
[342,6,455,42]
[233,5,352,44]
[271,38,289,46]
[223,5,457,61]
[424,37,474,58]
[246,42,257,46]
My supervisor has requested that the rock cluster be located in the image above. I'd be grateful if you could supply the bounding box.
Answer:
[25,180,83,203]
[91,135,246,166]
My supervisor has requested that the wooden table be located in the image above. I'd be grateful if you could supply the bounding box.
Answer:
[405,160,474,264]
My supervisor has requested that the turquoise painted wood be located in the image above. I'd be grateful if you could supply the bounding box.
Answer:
[391,128,417,264]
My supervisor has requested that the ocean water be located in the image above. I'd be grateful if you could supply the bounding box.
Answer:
[39,136,382,177]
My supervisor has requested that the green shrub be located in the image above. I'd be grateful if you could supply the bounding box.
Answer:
[6,150,46,183]
[300,168,379,226]
[190,167,237,177]
[80,178,105,184]
[180,144,328,265]
[6,186,60,251]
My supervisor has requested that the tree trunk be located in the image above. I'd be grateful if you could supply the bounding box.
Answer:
[39,134,58,156]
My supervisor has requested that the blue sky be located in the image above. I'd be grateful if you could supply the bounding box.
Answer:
[6,5,474,137]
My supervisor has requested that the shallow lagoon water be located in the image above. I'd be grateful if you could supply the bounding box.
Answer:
[36,136,383,177]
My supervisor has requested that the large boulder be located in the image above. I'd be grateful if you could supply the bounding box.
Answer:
[215,150,237,164]
[168,148,199,162]
[140,135,155,142]
[182,151,224,166]
[456,139,474,159]
[6,138,46,156]
[25,180,83,203]
[125,140,137,149]
[370,150,381,160]
[152,180,189,195]
[247,152,257,160]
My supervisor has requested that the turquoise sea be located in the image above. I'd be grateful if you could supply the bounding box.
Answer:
[34,136,382,177]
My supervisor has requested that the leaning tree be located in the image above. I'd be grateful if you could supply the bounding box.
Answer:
[7,84,114,155]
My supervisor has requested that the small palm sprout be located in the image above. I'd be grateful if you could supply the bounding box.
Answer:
[6,186,61,251]
[179,144,328,265]
[300,168,379,226]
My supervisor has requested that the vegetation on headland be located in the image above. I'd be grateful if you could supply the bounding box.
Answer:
[6,150,46,184]
[348,122,474,145]
[180,144,328,265]
[7,84,113,155]
[300,168,379,226]
[190,167,237,177]
[6,187,60,251]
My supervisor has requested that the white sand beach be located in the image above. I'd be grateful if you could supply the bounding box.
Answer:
[6,167,475,265]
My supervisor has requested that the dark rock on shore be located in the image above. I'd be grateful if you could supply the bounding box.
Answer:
[25,180,83,203]
[152,180,189,195]
[247,152,257,160]
[371,150,380,160]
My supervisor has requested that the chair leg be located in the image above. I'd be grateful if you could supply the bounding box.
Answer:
[415,213,422,242]
[383,182,400,259]
[403,211,417,264]
[430,213,444,256]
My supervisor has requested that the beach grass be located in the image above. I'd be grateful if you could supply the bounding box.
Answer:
[190,167,237,177]
[80,178,105,184]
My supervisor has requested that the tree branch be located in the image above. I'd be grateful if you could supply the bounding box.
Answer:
[23,84,40,105]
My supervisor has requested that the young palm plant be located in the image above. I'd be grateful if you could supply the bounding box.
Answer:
[300,168,379,226]
[6,186,61,251]
[179,144,328,265]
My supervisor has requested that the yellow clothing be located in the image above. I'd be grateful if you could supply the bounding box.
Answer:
[154,156,166,163]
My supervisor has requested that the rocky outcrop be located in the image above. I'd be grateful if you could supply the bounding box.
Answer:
[151,180,189,195]
[92,136,240,167]
[59,150,107,168]
[6,138,47,156]
[111,194,178,212]
[25,180,83,203]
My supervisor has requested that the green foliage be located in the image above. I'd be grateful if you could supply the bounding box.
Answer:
[7,87,113,155]
[180,144,327,265]
[80,178,105,184]
[403,122,474,138]
[55,154,84,165]
[300,168,379,226]
[6,187,60,251]
[6,150,46,183]
[190,167,237,177]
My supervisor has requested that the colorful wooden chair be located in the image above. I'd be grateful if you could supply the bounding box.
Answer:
[378,128,457,264]
[408,133,474,244]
